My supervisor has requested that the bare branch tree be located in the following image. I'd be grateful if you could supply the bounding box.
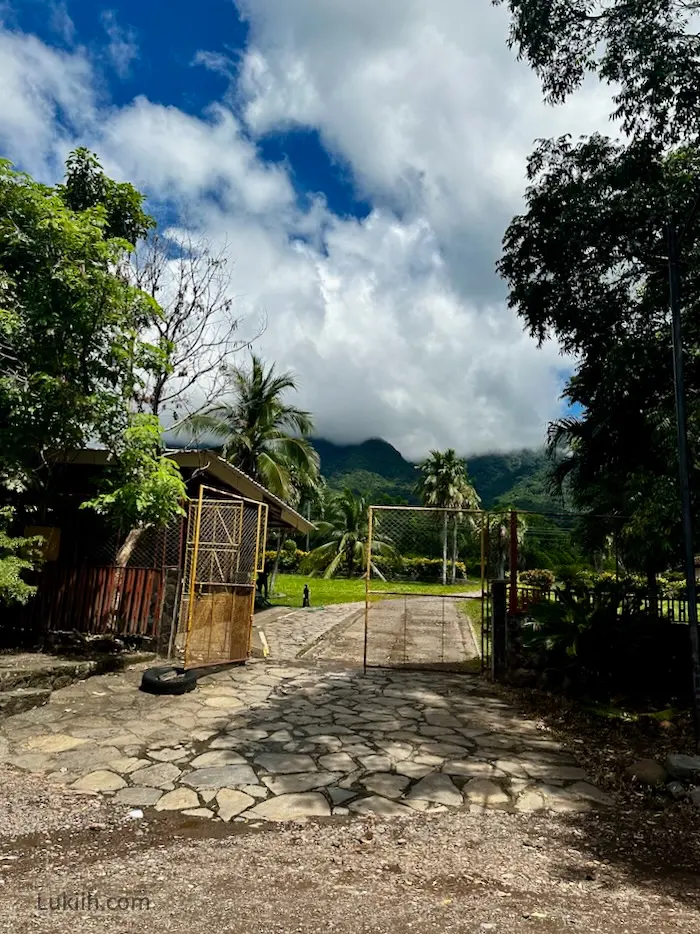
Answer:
[128,232,264,428]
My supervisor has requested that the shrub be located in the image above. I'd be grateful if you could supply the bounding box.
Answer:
[0,508,44,605]
[373,555,470,581]
[517,580,691,704]
[264,549,308,572]
[519,569,555,590]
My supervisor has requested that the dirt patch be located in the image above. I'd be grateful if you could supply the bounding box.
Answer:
[2,796,699,934]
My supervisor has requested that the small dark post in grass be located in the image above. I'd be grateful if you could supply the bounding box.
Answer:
[303,584,310,607]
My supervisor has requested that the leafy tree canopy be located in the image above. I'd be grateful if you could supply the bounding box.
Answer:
[184,353,320,503]
[0,151,166,495]
[496,0,700,144]
[499,134,700,573]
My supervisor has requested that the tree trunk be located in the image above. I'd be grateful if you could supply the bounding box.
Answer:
[441,512,448,585]
[111,527,149,630]
[451,515,458,584]
[115,527,147,568]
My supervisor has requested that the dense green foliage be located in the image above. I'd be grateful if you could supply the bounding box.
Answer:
[498,1,700,583]
[83,415,186,531]
[496,0,700,144]
[519,580,691,703]
[304,489,393,578]
[185,354,319,503]
[0,150,187,597]
[311,438,559,511]
[416,449,480,585]
[0,508,43,605]
[499,137,700,577]
[0,152,162,494]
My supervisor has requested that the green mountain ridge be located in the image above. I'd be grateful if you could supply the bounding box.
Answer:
[311,438,562,513]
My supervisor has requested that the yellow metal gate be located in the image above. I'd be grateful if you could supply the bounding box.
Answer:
[178,486,268,668]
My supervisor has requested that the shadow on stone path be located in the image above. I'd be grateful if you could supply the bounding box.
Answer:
[0,658,612,824]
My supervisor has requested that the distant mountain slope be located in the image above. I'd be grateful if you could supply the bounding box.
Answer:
[311,438,562,512]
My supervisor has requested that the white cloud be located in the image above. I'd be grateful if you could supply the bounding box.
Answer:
[0,8,609,459]
[101,9,138,79]
[0,28,94,179]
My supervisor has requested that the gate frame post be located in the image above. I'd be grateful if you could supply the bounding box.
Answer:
[491,578,507,682]
[509,509,519,615]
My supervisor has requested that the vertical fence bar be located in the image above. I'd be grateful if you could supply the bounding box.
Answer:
[509,510,519,615]
[363,506,373,672]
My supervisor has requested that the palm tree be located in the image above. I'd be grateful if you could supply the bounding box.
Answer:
[183,354,320,501]
[305,489,393,579]
[489,506,527,580]
[416,450,481,585]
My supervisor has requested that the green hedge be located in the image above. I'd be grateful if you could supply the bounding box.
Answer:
[519,568,555,589]
[264,549,308,572]
[373,555,471,581]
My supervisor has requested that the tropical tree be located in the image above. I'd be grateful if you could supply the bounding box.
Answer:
[488,507,528,581]
[416,450,481,584]
[496,0,700,147]
[499,136,700,579]
[0,150,184,579]
[305,489,393,579]
[183,354,319,502]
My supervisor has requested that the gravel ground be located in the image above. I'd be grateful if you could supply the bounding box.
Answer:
[1,761,699,934]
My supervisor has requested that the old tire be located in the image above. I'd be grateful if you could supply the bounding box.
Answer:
[140,665,197,696]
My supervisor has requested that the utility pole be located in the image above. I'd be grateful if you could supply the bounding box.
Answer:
[667,221,700,749]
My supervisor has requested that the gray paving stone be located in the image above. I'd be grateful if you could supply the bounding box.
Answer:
[155,788,199,811]
[189,750,248,768]
[361,772,410,799]
[394,761,433,780]
[534,784,591,813]
[181,765,258,790]
[406,773,462,806]
[183,808,215,818]
[255,753,317,774]
[442,760,498,779]
[130,762,182,788]
[71,770,127,793]
[108,756,151,775]
[147,746,189,762]
[261,771,342,795]
[419,742,472,758]
[114,786,164,807]
[424,711,464,728]
[216,789,256,820]
[358,754,391,772]
[328,787,356,805]
[513,788,546,812]
[377,741,413,761]
[347,795,413,818]
[318,752,356,772]
[521,764,588,782]
[245,792,331,821]
[462,779,510,808]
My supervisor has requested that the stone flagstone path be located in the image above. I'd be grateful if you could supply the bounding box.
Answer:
[0,657,612,823]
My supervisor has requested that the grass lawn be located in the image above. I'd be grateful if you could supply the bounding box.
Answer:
[269,573,482,608]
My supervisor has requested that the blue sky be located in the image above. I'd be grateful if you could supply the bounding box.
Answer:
[0,1,603,456]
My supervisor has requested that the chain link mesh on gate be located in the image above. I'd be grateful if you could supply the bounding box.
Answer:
[364,506,486,672]
[176,487,267,668]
